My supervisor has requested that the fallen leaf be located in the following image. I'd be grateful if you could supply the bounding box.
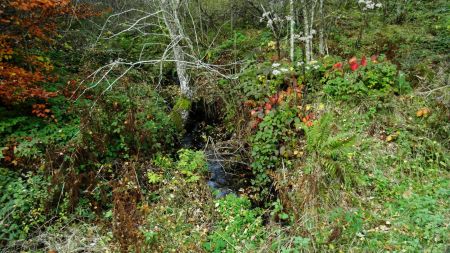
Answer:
[386,131,400,142]
[416,108,431,117]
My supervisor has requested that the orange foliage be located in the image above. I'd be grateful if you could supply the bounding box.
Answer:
[0,0,101,104]
[0,62,56,103]
[31,103,56,120]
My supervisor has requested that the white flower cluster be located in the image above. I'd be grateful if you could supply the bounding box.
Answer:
[358,0,382,11]
[297,60,320,70]
[272,62,289,76]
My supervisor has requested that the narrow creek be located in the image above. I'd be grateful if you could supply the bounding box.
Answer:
[180,102,238,198]
[181,124,236,198]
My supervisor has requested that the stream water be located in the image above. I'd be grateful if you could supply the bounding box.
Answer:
[206,153,234,198]
[181,125,235,198]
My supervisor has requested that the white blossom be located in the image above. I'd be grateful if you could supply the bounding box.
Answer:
[358,0,382,11]
[272,69,281,75]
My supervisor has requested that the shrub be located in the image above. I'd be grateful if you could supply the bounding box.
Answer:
[250,102,299,200]
[176,149,207,182]
[204,195,265,253]
[0,107,79,164]
[239,61,293,101]
[323,56,411,100]
[81,83,178,162]
[0,169,51,244]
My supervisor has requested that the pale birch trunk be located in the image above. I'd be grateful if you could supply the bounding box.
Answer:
[290,0,295,62]
[308,0,317,61]
[301,0,311,62]
[161,0,191,122]
[318,0,325,55]
[161,0,192,100]
[301,0,317,62]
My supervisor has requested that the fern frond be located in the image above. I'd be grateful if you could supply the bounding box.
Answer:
[323,160,337,177]
[324,134,355,150]
[304,113,334,151]
[316,113,333,147]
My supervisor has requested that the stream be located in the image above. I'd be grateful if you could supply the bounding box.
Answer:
[181,123,235,198]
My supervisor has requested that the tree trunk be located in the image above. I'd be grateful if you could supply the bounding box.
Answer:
[290,0,295,62]
[161,0,192,121]
[161,0,192,99]
[301,0,311,62]
[308,0,317,60]
[318,0,325,55]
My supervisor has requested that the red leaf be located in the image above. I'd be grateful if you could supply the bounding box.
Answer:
[250,120,259,129]
[333,62,343,69]
[348,57,358,65]
[361,56,367,66]
[350,62,359,71]
[269,94,278,105]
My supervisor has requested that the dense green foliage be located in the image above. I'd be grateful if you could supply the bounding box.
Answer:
[80,84,178,162]
[250,102,299,200]
[0,169,50,241]
[204,195,265,252]
[0,0,448,252]
[323,56,411,100]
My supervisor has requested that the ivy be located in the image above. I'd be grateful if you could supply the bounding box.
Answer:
[250,102,298,199]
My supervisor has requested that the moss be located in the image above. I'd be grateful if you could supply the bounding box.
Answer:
[170,97,191,131]
[174,97,191,111]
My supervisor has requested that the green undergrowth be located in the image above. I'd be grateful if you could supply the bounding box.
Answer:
[307,94,449,251]
[204,195,266,253]
[1,1,449,251]
[215,50,449,251]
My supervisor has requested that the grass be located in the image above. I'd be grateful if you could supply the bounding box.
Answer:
[258,91,449,252]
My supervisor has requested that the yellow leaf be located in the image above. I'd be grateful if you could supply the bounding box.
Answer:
[416,108,431,117]
[386,131,400,142]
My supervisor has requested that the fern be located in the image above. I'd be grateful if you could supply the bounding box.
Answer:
[303,113,356,187]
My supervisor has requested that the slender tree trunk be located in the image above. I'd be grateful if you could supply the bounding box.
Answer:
[301,0,311,62]
[276,37,281,60]
[290,0,295,62]
[161,0,192,121]
[308,0,317,60]
[318,0,325,55]
[160,0,192,97]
